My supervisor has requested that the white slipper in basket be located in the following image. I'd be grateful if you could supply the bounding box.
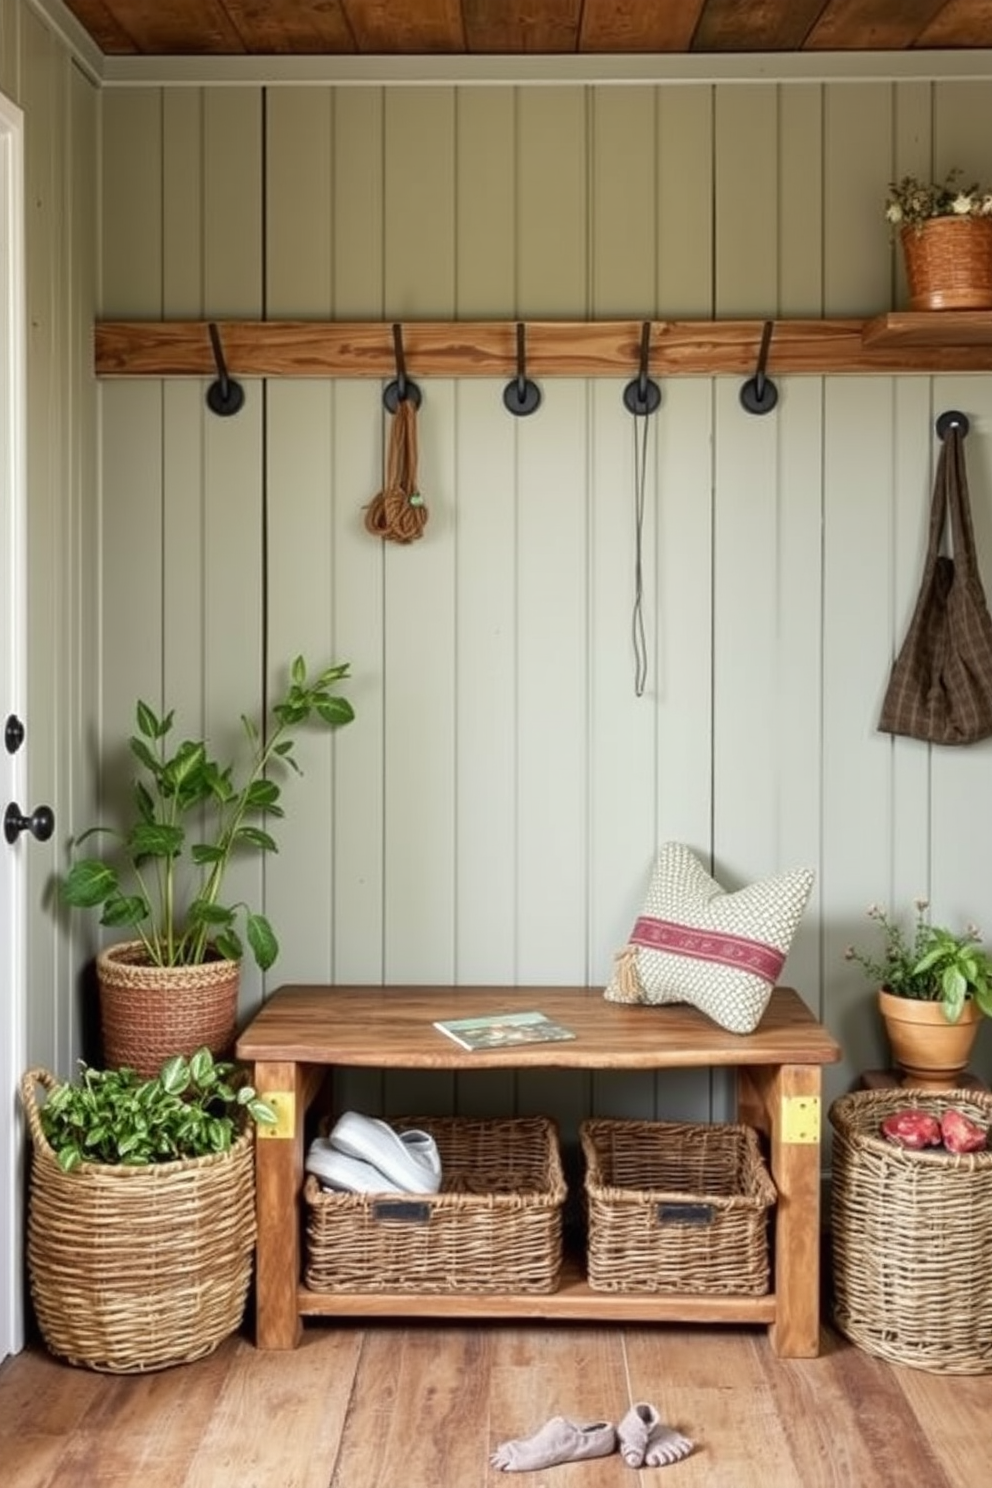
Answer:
[327,1111,442,1193]
[305,1140,405,1194]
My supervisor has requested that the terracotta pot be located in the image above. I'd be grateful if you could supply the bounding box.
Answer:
[878,987,982,1091]
[900,216,992,311]
[96,941,241,1078]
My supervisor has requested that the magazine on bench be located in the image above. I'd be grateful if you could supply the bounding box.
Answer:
[433,1009,577,1051]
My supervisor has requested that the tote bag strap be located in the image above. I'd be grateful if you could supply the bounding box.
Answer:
[943,425,980,579]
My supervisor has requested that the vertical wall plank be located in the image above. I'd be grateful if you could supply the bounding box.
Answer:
[264,90,336,993]
[162,90,203,318]
[332,87,383,318]
[267,88,332,317]
[934,80,992,185]
[586,382,658,1120]
[714,85,777,315]
[775,377,825,1019]
[162,94,205,723]
[888,377,933,928]
[204,88,262,318]
[590,86,656,316]
[265,382,336,984]
[779,84,823,315]
[822,377,900,1100]
[384,86,455,316]
[456,87,515,316]
[201,86,265,1015]
[513,382,591,1135]
[657,87,713,316]
[823,82,891,316]
[101,90,162,317]
[517,86,588,315]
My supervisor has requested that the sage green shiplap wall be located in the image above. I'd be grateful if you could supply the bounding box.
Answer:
[0,0,99,1077]
[99,77,992,1126]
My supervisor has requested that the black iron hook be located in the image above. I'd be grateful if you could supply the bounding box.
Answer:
[503,322,542,417]
[382,323,422,413]
[622,322,662,417]
[739,320,778,416]
[206,323,245,417]
[936,409,970,440]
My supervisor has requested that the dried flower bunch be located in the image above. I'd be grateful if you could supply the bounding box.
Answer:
[885,168,992,230]
[845,899,992,1022]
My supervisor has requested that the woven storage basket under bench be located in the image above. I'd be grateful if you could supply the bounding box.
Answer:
[830,1087,992,1375]
[580,1118,777,1296]
[304,1114,566,1294]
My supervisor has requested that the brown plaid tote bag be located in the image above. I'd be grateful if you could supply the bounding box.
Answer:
[878,422,992,745]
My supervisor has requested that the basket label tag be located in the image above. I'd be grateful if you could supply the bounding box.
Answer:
[656,1202,714,1226]
[372,1200,431,1224]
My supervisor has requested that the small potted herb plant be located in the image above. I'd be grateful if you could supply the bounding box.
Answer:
[60,656,354,1075]
[20,1049,276,1372]
[846,899,992,1088]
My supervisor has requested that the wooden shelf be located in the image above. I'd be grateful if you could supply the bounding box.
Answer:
[94,315,992,381]
[296,1252,778,1324]
[863,310,992,349]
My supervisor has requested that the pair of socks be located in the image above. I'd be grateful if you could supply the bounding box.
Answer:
[491,1404,693,1472]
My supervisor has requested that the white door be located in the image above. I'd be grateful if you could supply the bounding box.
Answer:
[0,88,27,1362]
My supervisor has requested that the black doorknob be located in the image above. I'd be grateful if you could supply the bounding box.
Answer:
[4,801,55,845]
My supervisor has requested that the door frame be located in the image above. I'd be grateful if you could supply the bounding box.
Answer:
[0,86,27,1360]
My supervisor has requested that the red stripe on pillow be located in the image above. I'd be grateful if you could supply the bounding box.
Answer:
[629,916,786,982]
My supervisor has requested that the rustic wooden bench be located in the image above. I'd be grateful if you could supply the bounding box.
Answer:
[235,984,841,1357]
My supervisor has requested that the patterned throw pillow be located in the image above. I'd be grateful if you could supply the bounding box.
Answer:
[604,843,815,1034]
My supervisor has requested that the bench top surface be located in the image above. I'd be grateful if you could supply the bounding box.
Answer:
[235,984,841,1069]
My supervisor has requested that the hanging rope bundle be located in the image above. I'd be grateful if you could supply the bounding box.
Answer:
[363,399,429,544]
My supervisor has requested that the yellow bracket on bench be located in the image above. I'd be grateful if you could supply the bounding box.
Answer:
[780,1095,820,1144]
[256,1091,296,1140]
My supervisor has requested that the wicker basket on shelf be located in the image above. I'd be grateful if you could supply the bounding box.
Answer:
[21,1068,256,1373]
[900,217,992,310]
[830,1087,992,1374]
[305,1115,566,1294]
[580,1118,776,1295]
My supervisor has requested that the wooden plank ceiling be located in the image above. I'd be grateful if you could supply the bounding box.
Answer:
[57,1,992,59]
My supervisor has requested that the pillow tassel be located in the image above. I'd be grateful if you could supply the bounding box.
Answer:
[610,945,643,1003]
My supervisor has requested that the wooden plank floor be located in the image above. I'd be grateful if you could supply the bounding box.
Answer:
[1,1320,988,1487]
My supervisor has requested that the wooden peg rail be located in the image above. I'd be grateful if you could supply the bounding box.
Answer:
[94,313,992,381]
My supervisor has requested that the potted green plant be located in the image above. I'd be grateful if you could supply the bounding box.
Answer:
[884,168,992,310]
[60,655,354,1074]
[20,1049,276,1372]
[845,899,992,1089]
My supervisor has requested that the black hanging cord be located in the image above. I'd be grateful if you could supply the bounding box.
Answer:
[631,411,650,697]
[739,320,778,415]
[623,321,662,417]
[936,409,969,440]
[502,322,541,416]
[383,323,422,412]
[206,323,245,417]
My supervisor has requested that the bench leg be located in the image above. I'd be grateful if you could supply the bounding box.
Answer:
[739,1063,823,1358]
[252,1059,304,1349]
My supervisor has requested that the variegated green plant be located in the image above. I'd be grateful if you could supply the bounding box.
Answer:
[38,1048,277,1172]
